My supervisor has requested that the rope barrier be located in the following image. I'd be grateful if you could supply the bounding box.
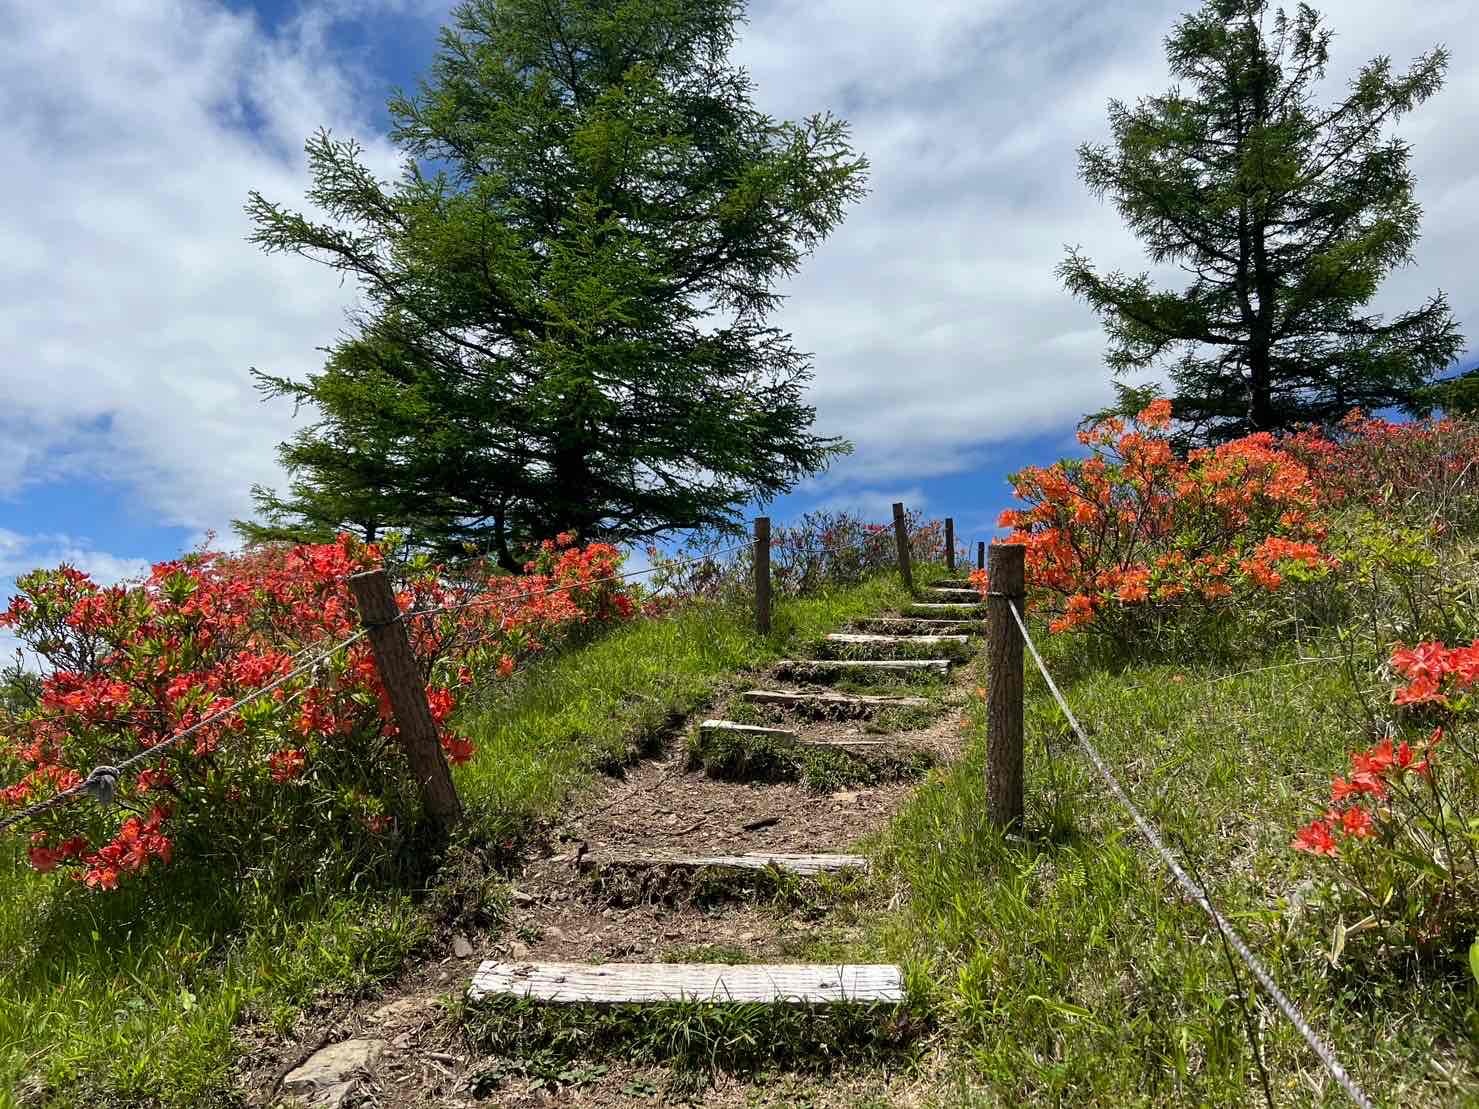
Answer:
[1003,598,1376,1109]
[0,629,369,837]
[0,528,877,832]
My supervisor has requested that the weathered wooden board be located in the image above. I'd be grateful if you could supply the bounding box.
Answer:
[468,961,906,1005]
[597,852,868,876]
[775,658,950,674]
[699,720,898,753]
[902,603,986,617]
[850,617,981,635]
[698,719,797,741]
[825,633,970,648]
[741,688,930,710]
[920,588,981,601]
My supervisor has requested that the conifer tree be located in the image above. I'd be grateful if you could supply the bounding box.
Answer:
[1061,0,1463,442]
[240,0,867,566]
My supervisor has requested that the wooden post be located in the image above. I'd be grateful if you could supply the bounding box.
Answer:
[754,516,771,635]
[891,502,913,592]
[985,544,1026,831]
[350,569,462,834]
[945,517,955,572]
[977,541,986,571]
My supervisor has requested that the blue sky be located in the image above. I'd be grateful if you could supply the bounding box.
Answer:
[2,0,1477,625]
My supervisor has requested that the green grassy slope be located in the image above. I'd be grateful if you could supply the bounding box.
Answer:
[880,636,1477,1106]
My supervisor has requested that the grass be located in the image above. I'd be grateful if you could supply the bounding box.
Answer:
[452,572,916,840]
[874,631,1479,1106]
[0,570,916,1107]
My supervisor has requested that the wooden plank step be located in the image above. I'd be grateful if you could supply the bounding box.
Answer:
[902,603,985,617]
[740,689,930,712]
[822,633,971,661]
[920,587,981,601]
[699,720,903,754]
[594,852,868,877]
[469,961,906,1005]
[851,617,981,635]
[774,658,951,680]
[825,632,969,648]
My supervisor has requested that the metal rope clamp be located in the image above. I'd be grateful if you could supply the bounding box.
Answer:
[83,766,121,805]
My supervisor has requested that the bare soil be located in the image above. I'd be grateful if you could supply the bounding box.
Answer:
[240,648,977,1109]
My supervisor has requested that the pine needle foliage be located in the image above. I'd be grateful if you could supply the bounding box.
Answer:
[240,0,868,565]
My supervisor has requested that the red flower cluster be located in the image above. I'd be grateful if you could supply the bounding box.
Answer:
[0,532,637,888]
[985,401,1336,634]
[1390,639,1479,706]
[1292,730,1440,858]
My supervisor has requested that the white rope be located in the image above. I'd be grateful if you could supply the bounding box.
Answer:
[1004,598,1376,1109]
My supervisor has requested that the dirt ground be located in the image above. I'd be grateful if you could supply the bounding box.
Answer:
[240,655,976,1109]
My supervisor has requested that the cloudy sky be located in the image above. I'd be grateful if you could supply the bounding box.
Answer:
[1,0,1476,627]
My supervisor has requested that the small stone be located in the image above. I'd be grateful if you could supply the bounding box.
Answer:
[282,1039,387,1108]
[391,1031,412,1049]
[508,940,530,960]
[545,926,567,941]
[510,888,536,904]
[830,790,860,804]
[451,934,474,959]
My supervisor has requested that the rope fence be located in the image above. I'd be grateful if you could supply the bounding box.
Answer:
[0,523,907,839]
[0,510,1387,1103]
[979,549,1376,1108]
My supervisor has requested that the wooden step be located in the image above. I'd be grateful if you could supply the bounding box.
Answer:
[823,633,971,659]
[851,617,981,635]
[901,603,986,618]
[774,658,951,682]
[930,579,977,590]
[740,689,930,714]
[920,587,981,602]
[593,852,868,877]
[699,720,908,755]
[469,961,906,1005]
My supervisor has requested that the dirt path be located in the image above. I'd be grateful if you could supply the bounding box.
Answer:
[242,601,979,1109]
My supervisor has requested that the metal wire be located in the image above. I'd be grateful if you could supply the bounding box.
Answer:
[0,629,369,836]
[1003,598,1376,1109]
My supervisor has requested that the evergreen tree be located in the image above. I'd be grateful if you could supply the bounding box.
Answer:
[1060,0,1464,442]
[240,0,866,567]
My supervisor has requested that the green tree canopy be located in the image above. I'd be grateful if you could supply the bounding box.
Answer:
[1060,0,1465,443]
[238,0,867,567]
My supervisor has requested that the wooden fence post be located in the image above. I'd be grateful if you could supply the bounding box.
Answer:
[754,516,771,635]
[350,569,462,834]
[945,517,955,572]
[985,544,1026,831]
[891,502,913,592]
[977,541,986,571]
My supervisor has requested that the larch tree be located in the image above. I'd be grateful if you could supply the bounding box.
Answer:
[1060,0,1464,443]
[239,0,867,567]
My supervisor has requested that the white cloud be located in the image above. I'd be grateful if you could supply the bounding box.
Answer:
[0,0,1475,541]
[0,0,409,535]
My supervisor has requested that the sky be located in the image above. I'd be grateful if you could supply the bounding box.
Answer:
[1,0,1477,642]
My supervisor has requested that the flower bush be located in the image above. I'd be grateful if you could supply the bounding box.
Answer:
[976,400,1336,641]
[0,532,635,889]
[1290,641,1478,955]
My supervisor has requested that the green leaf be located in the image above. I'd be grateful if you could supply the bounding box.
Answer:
[1469,938,1479,986]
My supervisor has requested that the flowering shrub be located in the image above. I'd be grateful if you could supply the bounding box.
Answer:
[1291,638,1479,955]
[0,533,634,889]
[978,400,1336,639]
[1286,413,1479,536]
